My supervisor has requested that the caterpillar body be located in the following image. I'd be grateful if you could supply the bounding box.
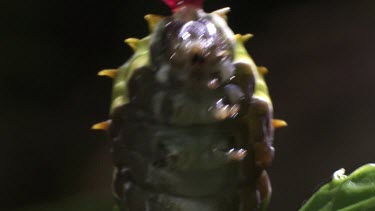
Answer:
[94,0,286,210]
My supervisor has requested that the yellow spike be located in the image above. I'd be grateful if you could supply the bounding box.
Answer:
[234,34,254,43]
[211,7,231,20]
[144,14,164,32]
[258,66,269,75]
[124,38,140,51]
[91,120,111,131]
[272,119,288,129]
[241,34,254,43]
[234,34,241,41]
[97,69,118,79]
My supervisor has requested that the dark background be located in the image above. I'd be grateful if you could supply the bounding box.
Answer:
[1,0,375,210]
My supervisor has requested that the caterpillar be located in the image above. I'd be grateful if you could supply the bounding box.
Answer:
[93,0,286,210]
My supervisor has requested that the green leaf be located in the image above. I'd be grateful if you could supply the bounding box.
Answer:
[300,164,375,211]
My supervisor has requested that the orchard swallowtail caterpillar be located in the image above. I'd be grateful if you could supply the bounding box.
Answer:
[93,0,286,210]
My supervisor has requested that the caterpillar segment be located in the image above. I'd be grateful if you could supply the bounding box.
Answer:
[94,1,285,210]
[232,31,276,211]
[111,36,150,113]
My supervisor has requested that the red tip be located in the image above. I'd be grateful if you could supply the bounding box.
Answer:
[163,0,204,11]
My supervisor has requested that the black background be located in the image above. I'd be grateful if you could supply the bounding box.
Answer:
[1,0,375,210]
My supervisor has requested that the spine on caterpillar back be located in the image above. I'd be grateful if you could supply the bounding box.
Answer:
[94,0,287,210]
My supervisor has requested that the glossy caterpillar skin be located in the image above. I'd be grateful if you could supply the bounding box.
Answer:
[95,1,285,210]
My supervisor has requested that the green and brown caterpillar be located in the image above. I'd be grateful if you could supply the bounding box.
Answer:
[93,0,286,210]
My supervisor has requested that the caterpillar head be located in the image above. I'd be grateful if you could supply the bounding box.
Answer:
[150,6,235,88]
